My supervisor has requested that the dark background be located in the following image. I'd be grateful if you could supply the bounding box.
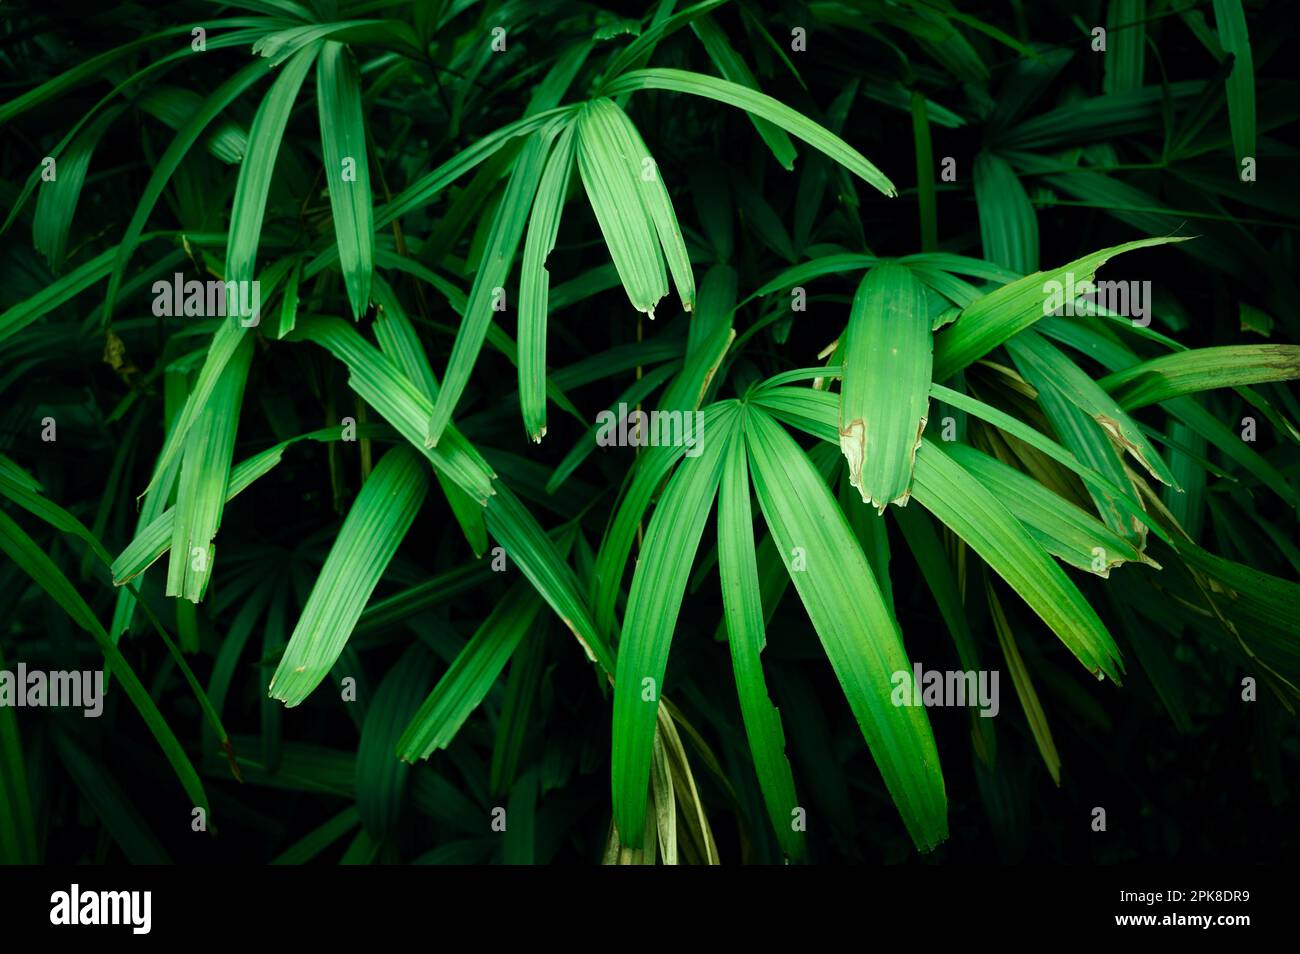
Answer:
[1,0,1298,864]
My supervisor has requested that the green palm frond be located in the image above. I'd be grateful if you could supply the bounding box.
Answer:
[1,0,1297,868]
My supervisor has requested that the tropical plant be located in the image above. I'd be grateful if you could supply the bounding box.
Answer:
[1,0,1298,864]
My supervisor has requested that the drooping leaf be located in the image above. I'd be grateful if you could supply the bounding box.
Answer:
[744,407,948,851]
[290,316,497,503]
[910,439,1125,683]
[225,42,322,292]
[269,445,430,707]
[838,262,932,510]
[518,124,577,442]
[612,403,737,844]
[426,122,565,448]
[602,69,897,197]
[576,99,669,318]
[316,41,375,319]
[716,419,804,860]
[166,334,255,603]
